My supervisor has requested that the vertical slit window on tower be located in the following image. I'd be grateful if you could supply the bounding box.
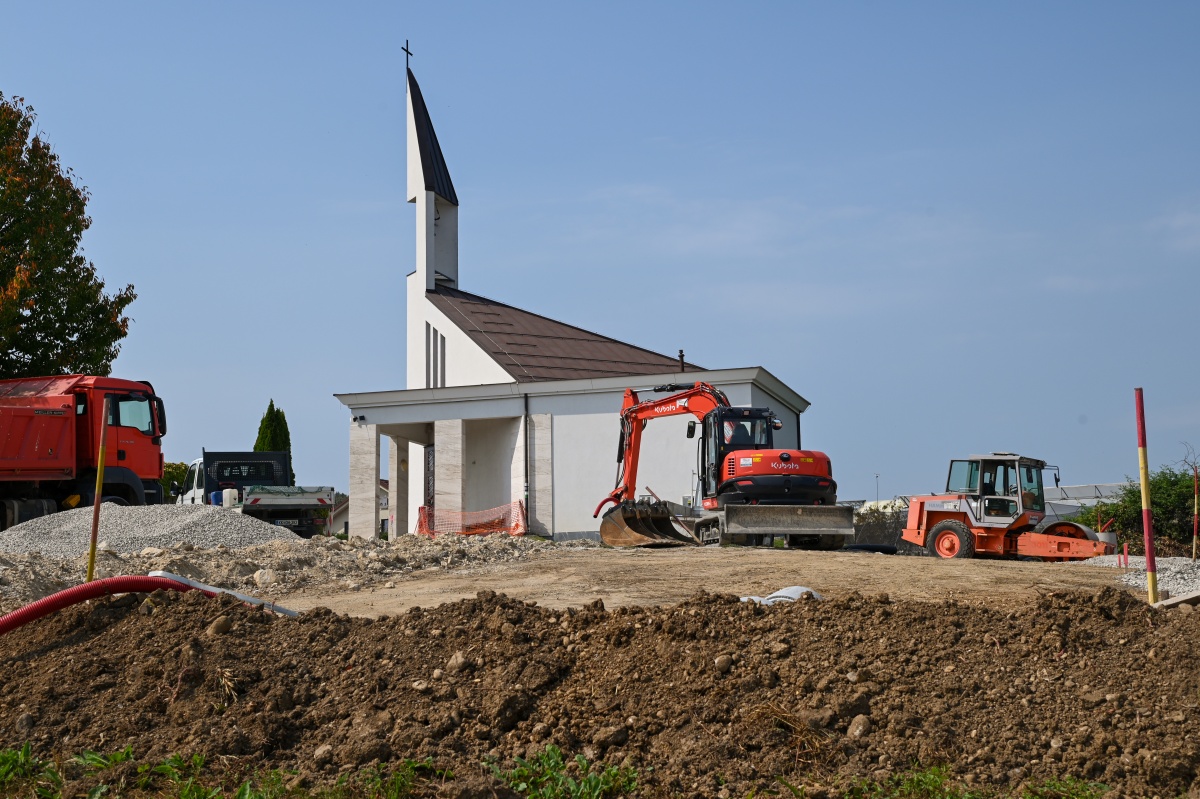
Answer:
[436,323,446,386]
[425,323,432,388]
[440,333,446,387]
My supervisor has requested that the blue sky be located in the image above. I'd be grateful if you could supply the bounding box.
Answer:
[3,3,1197,500]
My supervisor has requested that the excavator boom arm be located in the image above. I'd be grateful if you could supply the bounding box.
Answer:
[593,382,729,516]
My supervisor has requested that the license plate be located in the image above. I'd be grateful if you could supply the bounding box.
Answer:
[274,519,299,527]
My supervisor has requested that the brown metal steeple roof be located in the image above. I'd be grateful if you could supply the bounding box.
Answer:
[427,286,702,383]
[407,68,458,206]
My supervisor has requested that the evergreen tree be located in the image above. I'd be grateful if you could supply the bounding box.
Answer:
[254,399,294,484]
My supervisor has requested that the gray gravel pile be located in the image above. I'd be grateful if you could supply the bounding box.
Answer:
[0,521,591,613]
[1080,554,1200,599]
[0,504,299,559]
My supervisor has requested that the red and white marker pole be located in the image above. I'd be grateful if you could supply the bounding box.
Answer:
[1135,388,1158,604]
[1192,465,1197,563]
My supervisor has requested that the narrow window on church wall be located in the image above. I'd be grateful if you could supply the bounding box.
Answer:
[425,323,432,388]
[440,334,447,387]
[427,328,436,386]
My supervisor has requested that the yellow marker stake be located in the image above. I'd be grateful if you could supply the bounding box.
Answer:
[86,396,111,583]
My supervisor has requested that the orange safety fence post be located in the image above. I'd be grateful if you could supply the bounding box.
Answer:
[86,396,112,583]
[1134,388,1158,604]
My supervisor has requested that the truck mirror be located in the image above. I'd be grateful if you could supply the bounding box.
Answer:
[169,481,182,496]
[686,421,696,439]
[153,397,168,435]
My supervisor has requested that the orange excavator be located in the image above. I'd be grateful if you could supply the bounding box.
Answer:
[593,382,854,547]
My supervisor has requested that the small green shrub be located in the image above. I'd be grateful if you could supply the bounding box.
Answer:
[0,743,62,799]
[489,745,636,799]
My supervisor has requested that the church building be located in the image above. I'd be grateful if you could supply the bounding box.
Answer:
[335,68,814,540]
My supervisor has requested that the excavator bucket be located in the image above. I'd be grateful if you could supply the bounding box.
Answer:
[598,501,696,547]
[722,504,855,548]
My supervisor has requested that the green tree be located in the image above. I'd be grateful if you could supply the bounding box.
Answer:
[159,461,189,500]
[0,93,135,378]
[1073,465,1197,544]
[253,399,294,484]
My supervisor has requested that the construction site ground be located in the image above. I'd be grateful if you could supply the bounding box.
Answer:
[278,546,1125,617]
[5,521,1200,799]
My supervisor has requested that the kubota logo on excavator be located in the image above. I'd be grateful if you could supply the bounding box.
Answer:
[772,461,804,471]
[654,398,687,414]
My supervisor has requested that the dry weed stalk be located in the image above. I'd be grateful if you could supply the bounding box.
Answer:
[747,702,831,767]
[217,667,238,703]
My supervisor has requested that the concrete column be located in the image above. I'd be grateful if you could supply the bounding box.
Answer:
[349,422,379,540]
[407,440,426,533]
[433,419,464,515]
[527,413,553,536]
[387,436,410,535]
[510,415,526,519]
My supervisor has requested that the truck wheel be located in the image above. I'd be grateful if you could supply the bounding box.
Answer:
[925,520,975,559]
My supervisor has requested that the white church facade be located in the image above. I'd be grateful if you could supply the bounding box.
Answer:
[335,68,814,540]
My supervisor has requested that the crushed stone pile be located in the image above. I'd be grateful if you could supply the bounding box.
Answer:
[0,504,300,558]
[1,587,1196,798]
[1085,554,1200,599]
[0,510,588,613]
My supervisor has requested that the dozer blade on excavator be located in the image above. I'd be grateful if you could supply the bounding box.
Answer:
[722,504,855,548]
[598,500,697,547]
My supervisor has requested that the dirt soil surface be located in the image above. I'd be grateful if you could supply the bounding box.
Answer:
[2,585,1197,798]
[4,539,1198,798]
[278,546,1126,617]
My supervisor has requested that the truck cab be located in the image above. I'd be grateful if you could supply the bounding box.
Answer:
[0,375,167,519]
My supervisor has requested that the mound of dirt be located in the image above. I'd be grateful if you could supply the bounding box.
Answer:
[2,584,1197,797]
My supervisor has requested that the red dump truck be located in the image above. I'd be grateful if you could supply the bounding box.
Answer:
[0,375,168,530]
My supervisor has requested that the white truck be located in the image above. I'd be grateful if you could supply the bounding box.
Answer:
[174,450,334,537]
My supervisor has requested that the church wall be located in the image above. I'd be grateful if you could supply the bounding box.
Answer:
[463,417,520,512]
[408,283,511,388]
[750,385,802,451]
[550,410,696,535]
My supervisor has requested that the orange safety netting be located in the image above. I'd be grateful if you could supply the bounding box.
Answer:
[415,501,526,537]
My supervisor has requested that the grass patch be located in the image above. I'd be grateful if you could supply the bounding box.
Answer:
[0,742,62,799]
[0,745,1110,799]
[489,744,637,799]
[834,767,1108,799]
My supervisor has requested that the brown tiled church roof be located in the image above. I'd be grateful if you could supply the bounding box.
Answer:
[427,286,702,383]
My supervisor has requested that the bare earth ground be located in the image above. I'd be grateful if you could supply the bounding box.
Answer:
[10,537,1186,798]
[280,546,1128,617]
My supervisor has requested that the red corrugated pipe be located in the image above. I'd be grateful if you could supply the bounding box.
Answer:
[0,575,212,637]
